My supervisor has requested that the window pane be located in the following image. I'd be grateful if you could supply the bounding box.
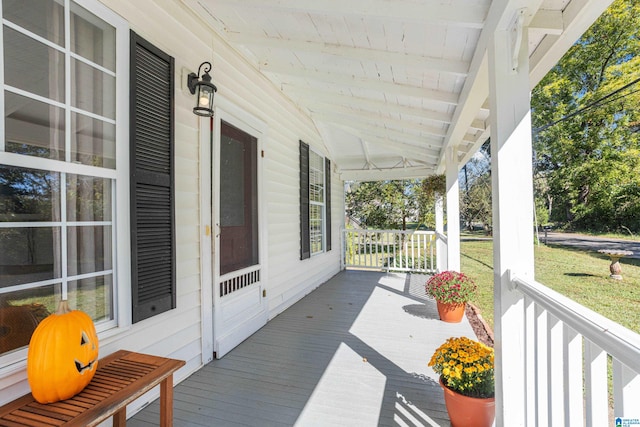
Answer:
[309,151,324,203]
[2,0,64,46]
[71,113,116,168]
[310,181,323,202]
[66,175,112,222]
[5,92,65,160]
[0,227,61,287]
[67,225,112,276]
[70,2,116,72]
[71,59,115,119]
[3,26,65,102]
[68,275,113,322]
[310,204,323,254]
[0,165,61,222]
[0,284,60,355]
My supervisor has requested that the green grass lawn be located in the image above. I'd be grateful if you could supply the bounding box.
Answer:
[461,239,640,334]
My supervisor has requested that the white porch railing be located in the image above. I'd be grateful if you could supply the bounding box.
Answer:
[511,273,640,425]
[342,229,440,273]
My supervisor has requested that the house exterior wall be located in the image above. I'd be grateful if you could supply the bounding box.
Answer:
[0,0,343,410]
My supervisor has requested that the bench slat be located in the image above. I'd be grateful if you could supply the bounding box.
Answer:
[25,402,78,419]
[4,409,64,426]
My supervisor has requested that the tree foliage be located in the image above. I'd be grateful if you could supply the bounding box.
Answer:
[417,175,445,228]
[532,0,640,232]
[346,179,430,230]
[460,142,492,232]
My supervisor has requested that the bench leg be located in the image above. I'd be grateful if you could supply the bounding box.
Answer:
[113,408,127,427]
[160,375,174,427]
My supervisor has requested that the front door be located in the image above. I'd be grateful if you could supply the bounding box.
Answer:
[213,119,267,358]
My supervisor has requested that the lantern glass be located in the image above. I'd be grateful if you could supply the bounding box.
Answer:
[198,85,212,106]
[193,84,214,116]
[188,62,217,117]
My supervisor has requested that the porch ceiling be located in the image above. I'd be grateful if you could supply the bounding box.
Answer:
[184,0,612,181]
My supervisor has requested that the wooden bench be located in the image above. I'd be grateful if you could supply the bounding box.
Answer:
[0,350,185,426]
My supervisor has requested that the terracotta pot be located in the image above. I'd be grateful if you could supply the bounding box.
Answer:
[440,378,495,427]
[436,301,465,323]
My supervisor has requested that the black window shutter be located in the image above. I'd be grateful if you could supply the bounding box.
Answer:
[299,141,310,260]
[325,158,331,251]
[130,31,175,323]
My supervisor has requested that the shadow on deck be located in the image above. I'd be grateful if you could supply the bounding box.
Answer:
[130,270,476,426]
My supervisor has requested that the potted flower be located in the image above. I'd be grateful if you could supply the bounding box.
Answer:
[429,336,495,427]
[425,271,476,322]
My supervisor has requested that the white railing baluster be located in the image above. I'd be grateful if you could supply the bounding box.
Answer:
[584,340,608,427]
[370,231,375,268]
[376,232,387,268]
[613,359,640,417]
[524,295,536,426]
[564,325,583,426]
[367,232,372,268]
[400,231,404,270]
[361,233,364,266]
[412,234,416,270]
[547,313,564,425]
[430,234,434,271]
[535,306,549,424]
[392,232,398,270]
[374,231,379,269]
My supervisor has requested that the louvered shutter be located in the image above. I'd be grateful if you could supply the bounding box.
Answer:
[130,31,176,323]
[299,141,310,260]
[325,158,331,251]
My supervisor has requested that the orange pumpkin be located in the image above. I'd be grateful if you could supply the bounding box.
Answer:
[27,300,99,403]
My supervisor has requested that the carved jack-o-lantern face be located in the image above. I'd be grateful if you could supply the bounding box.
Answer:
[27,300,99,404]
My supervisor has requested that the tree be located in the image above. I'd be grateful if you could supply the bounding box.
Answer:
[531,0,640,232]
[345,180,421,230]
[459,142,492,233]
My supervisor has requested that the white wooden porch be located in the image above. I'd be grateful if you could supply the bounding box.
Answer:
[129,270,474,426]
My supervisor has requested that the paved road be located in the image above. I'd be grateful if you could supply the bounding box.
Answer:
[541,231,640,259]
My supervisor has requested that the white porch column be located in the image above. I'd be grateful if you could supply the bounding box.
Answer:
[489,13,535,427]
[435,193,447,271]
[445,147,460,272]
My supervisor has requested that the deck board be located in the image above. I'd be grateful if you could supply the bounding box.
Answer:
[129,270,476,426]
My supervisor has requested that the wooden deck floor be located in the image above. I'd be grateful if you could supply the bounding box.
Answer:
[129,270,475,426]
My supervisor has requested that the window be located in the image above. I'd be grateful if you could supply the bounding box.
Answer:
[309,150,325,254]
[0,0,127,357]
[299,141,331,260]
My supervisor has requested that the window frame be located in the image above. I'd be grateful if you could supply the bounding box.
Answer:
[308,148,326,256]
[0,0,130,366]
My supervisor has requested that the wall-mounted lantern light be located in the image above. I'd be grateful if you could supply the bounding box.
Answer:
[187,61,217,117]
